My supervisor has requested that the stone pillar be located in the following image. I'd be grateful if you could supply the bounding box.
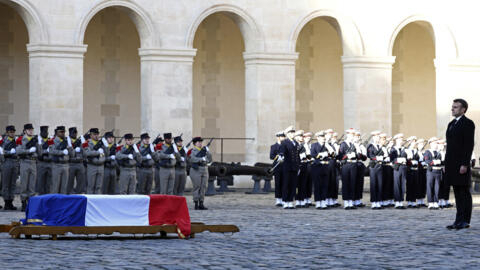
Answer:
[28,44,87,131]
[138,48,196,138]
[435,58,480,152]
[341,56,396,134]
[243,52,298,164]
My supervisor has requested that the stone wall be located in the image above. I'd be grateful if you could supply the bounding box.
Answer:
[193,13,246,162]
[295,17,343,133]
[392,22,436,139]
[0,3,28,130]
[84,7,141,135]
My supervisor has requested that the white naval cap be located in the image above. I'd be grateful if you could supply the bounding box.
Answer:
[379,133,387,138]
[275,131,285,137]
[345,128,356,134]
[370,130,381,135]
[437,139,446,145]
[332,132,338,137]
[324,129,334,133]
[303,132,313,137]
[417,138,425,144]
[406,136,417,141]
[393,133,404,140]
[354,131,362,136]
[284,125,295,134]
[428,137,438,143]
[294,129,304,137]
[315,131,325,137]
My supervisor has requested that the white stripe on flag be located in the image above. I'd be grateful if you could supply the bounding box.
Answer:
[84,195,150,226]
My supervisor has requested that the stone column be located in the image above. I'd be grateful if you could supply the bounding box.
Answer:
[138,48,196,138]
[341,56,396,134]
[27,44,87,131]
[243,52,298,164]
[435,58,480,152]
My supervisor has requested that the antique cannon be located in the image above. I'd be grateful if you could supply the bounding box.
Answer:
[205,162,273,194]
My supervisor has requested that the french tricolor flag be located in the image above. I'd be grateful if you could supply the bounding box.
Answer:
[24,194,191,237]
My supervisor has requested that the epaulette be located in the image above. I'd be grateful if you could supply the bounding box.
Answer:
[16,136,23,145]
[155,143,163,151]
[187,149,193,156]
[116,145,123,152]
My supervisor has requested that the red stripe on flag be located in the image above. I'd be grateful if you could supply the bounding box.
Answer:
[148,195,191,238]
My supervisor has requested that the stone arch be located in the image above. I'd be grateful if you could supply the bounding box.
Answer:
[388,15,458,59]
[186,4,265,52]
[0,0,48,43]
[290,9,364,56]
[75,0,158,47]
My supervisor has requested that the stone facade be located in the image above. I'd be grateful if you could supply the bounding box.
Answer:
[0,0,480,164]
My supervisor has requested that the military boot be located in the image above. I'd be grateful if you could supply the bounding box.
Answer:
[199,201,208,210]
[21,200,27,212]
[4,200,17,211]
[194,201,199,210]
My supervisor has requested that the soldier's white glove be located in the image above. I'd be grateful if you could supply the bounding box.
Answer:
[347,152,356,159]
[0,147,3,155]
[110,155,115,160]
[181,157,185,162]
[278,155,284,162]
[202,156,207,161]
[10,148,16,154]
[128,154,133,160]
[98,148,104,154]
[205,146,209,152]
[169,154,175,159]
[433,160,441,165]
[63,149,68,155]
[46,147,50,153]
[29,147,36,153]
[411,160,418,166]
[146,154,152,160]
[75,147,81,153]
[397,157,406,164]
[376,156,384,162]
[384,157,390,162]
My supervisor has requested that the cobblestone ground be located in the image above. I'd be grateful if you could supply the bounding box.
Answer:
[1,191,480,269]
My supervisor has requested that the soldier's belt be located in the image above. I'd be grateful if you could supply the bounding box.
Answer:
[53,161,68,164]
[69,160,83,163]
[20,157,36,161]
[346,160,357,163]
[319,161,329,165]
[410,167,418,171]
[138,165,153,169]
[87,162,103,166]
[432,166,443,170]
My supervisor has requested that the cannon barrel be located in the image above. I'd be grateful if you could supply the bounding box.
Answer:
[208,162,272,177]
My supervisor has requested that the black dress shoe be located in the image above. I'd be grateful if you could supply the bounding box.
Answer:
[446,223,457,230]
[455,222,470,230]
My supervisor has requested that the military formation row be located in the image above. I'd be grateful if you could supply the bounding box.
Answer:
[0,124,213,211]
[270,126,474,210]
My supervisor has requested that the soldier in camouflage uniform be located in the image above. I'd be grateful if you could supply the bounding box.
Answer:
[84,128,107,194]
[188,137,212,210]
[173,135,187,196]
[67,127,86,194]
[1,125,18,210]
[49,126,71,194]
[116,133,141,194]
[36,126,52,194]
[102,131,118,194]
[16,123,39,211]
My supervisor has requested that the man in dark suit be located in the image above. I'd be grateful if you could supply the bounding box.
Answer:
[445,99,475,230]
[278,126,300,209]
[270,131,285,206]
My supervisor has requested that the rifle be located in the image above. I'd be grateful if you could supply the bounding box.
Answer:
[185,139,193,148]
[25,135,38,149]
[362,134,373,147]
[336,134,345,144]
[195,138,215,158]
